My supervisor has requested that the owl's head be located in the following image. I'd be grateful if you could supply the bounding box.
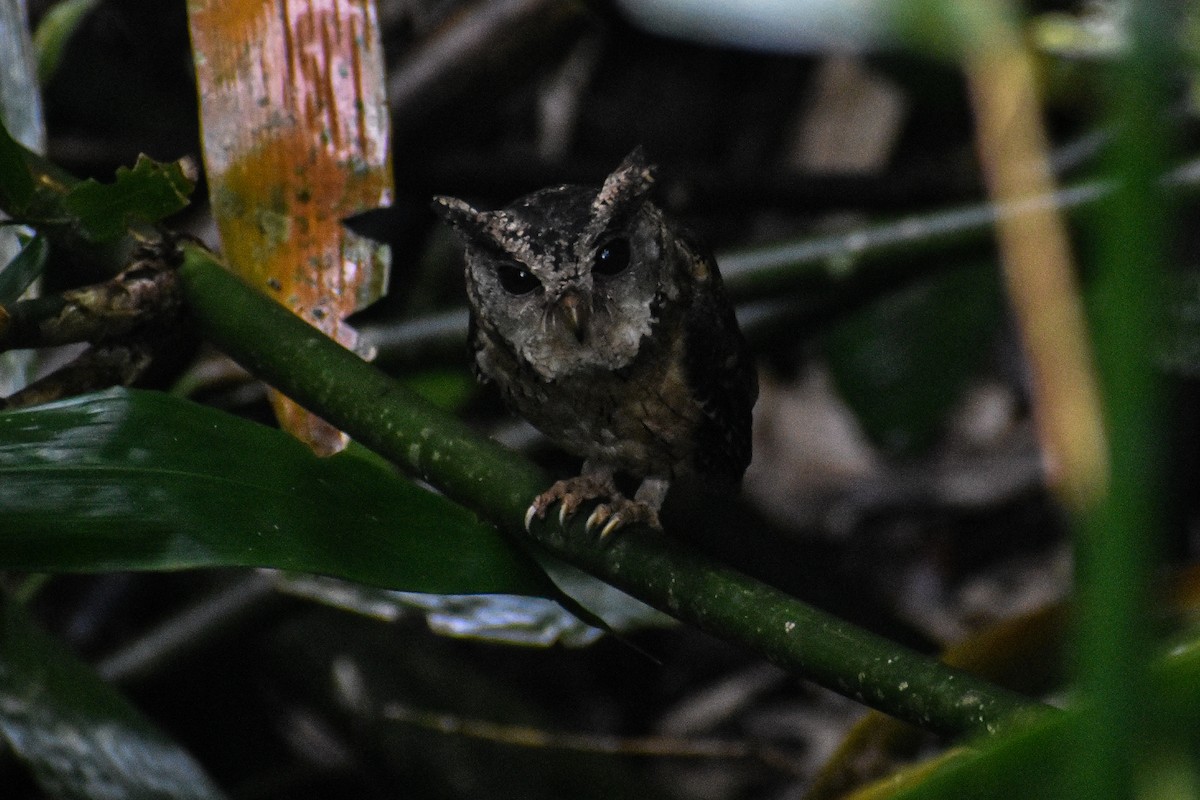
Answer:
[434,148,676,380]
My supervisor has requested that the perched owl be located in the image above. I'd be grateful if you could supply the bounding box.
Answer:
[434,148,757,536]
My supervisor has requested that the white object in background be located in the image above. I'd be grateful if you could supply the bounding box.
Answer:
[615,0,898,54]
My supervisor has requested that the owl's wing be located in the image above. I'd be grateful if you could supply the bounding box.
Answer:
[679,236,758,484]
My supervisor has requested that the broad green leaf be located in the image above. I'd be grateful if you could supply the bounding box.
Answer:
[33,0,101,85]
[0,388,550,597]
[62,155,194,243]
[0,116,35,211]
[0,596,228,800]
[0,232,47,304]
[823,262,1002,455]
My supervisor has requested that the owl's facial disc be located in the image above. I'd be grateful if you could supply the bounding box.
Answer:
[439,170,665,378]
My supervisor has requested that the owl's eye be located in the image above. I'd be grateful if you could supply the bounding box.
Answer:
[593,237,631,277]
[496,263,541,295]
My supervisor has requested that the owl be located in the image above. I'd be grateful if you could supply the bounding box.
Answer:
[434,148,757,536]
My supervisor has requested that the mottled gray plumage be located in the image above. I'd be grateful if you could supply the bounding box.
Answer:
[434,148,757,534]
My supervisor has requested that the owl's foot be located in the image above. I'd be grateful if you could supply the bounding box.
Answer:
[524,473,668,539]
[524,473,619,532]
[585,498,662,539]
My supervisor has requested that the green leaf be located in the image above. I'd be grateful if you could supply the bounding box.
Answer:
[62,155,195,243]
[33,0,101,85]
[0,388,550,596]
[823,261,1003,455]
[0,596,228,800]
[0,117,35,212]
[0,232,48,304]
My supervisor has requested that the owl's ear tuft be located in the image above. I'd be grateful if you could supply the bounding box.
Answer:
[615,146,654,181]
[431,195,487,234]
[594,148,657,217]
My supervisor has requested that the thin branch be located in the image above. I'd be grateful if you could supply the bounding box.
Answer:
[0,245,184,407]
[381,703,805,776]
[963,13,1105,509]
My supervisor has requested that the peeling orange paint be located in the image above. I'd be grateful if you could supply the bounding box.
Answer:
[189,0,392,454]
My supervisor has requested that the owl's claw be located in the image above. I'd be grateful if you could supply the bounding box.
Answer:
[524,474,618,532]
[585,499,662,539]
[524,473,663,538]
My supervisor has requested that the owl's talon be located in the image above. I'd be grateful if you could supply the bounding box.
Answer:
[584,498,662,539]
[526,473,618,532]
[600,516,625,540]
[584,505,609,534]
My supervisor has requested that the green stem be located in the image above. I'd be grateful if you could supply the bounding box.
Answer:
[1073,4,1174,799]
[179,242,1046,738]
[180,244,542,522]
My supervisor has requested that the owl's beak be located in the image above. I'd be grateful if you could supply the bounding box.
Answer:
[556,292,590,343]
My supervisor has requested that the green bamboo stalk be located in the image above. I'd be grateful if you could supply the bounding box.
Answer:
[1072,3,1173,798]
[179,241,1046,738]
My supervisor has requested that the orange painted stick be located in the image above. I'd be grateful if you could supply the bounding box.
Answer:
[188,0,393,454]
